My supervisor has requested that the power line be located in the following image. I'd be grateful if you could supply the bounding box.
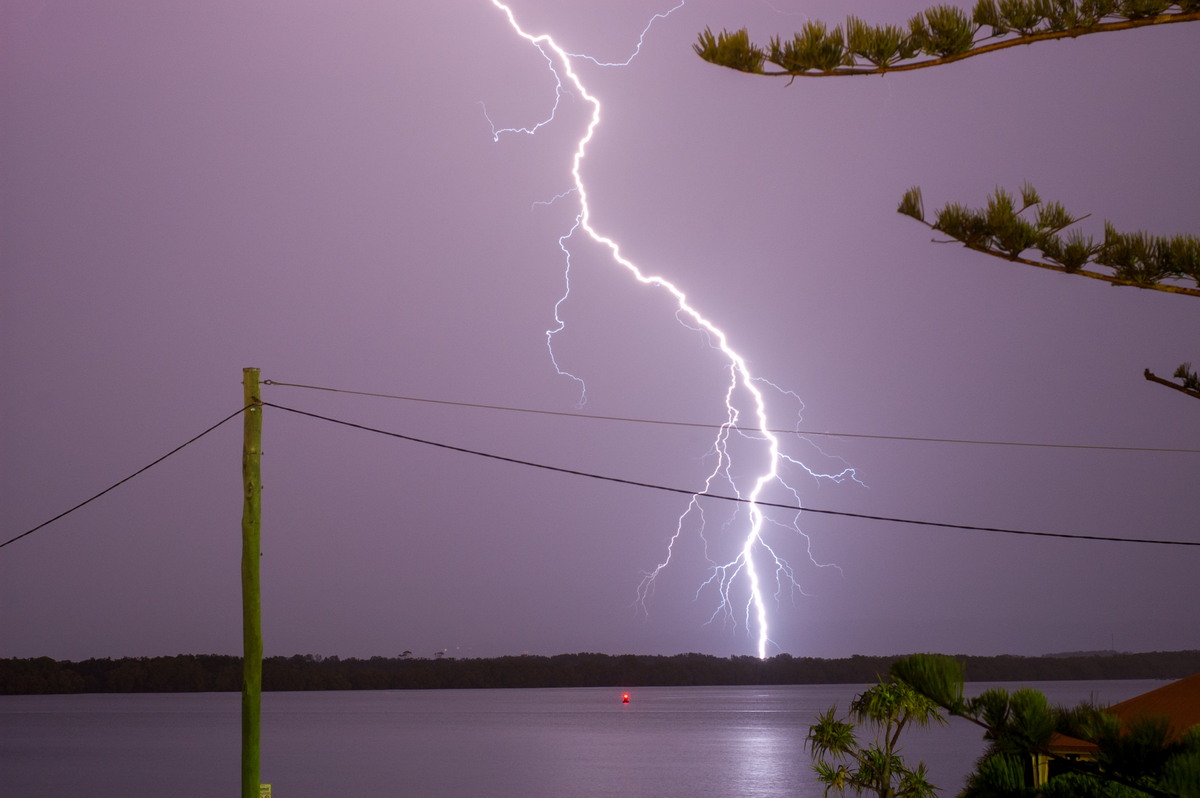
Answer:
[1,406,250,551]
[262,379,1198,455]
[261,401,1199,548]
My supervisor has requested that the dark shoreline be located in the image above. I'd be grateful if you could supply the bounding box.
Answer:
[4,650,1198,695]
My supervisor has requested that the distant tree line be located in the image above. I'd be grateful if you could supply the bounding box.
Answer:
[3,650,1199,695]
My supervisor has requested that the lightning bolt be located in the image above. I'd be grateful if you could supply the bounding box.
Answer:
[485,0,858,659]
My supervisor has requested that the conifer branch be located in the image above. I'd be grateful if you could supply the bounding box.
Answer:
[700,2,1200,403]
[1145,368,1200,400]
[901,185,1200,401]
[695,5,1200,77]
[899,185,1200,298]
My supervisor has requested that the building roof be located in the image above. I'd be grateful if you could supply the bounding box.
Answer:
[1049,672,1200,755]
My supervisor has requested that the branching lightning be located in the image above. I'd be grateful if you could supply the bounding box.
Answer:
[485,0,858,658]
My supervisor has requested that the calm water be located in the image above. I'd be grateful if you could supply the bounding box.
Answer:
[1,680,1164,797]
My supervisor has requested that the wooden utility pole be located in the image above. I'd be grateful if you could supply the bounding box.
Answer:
[241,367,263,798]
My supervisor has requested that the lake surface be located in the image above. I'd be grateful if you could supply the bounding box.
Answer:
[1,680,1164,797]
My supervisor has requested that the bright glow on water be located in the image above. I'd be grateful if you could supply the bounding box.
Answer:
[0,681,1165,797]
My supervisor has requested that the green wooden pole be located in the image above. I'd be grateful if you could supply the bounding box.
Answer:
[241,367,263,798]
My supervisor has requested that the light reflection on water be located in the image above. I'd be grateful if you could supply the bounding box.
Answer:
[0,680,1164,797]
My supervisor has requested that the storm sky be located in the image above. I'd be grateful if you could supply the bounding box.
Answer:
[2,0,1197,662]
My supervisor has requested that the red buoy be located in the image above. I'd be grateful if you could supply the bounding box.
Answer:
[622,693,630,704]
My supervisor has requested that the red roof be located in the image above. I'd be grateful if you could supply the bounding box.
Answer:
[1049,672,1200,754]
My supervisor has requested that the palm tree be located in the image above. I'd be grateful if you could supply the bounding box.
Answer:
[808,678,947,798]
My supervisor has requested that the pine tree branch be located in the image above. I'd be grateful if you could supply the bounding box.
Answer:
[917,222,1200,297]
[1144,369,1200,400]
[904,188,1200,402]
[900,187,1200,298]
[697,9,1200,77]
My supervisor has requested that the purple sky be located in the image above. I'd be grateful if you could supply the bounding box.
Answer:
[3,1,1198,662]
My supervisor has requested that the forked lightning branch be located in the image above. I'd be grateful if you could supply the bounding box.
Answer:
[484,0,857,658]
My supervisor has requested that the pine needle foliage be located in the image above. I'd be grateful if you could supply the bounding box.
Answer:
[769,22,854,73]
[698,3,1200,399]
[910,5,978,56]
[900,186,1200,398]
[899,184,1200,294]
[693,27,764,74]
[846,17,915,67]
[1174,363,1200,391]
[695,2,1199,76]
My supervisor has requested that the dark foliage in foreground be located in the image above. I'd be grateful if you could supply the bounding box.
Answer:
[3,650,1199,695]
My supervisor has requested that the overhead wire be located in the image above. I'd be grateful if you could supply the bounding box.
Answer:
[261,401,1199,548]
[10,397,1194,553]
[0,406,250,551]
[262,379,1199,455]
